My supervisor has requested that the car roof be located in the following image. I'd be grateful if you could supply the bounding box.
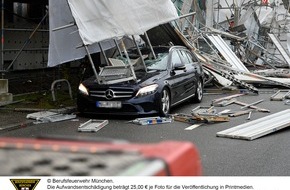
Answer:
[169,45,188,51]
[151,45,188,53]
[131,45,189,56]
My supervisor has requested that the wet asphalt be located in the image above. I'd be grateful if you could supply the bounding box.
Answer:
[1,88,290,176]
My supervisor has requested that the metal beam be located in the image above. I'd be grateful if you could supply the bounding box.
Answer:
[132,35,147,72]
[144,32,156,59]
[217,109,290,140]
[206,34,249,72]
[84,45,100,84]
[206,0,214,28]
[268,33,290,68]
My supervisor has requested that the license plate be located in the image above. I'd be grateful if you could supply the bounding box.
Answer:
[96,101,122,108]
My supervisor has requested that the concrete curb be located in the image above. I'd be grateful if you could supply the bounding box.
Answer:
[0,120,34,132]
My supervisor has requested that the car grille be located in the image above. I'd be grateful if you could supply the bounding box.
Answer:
[89,88,134,100]
[88,105,139,114]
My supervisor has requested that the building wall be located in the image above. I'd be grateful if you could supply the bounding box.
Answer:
[0,0,49,71]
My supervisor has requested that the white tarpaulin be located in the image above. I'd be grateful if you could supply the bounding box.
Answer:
[48,0,116,67]
[67,0,179,45]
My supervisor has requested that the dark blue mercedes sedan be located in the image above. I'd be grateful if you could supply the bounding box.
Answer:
[77,46,204,116]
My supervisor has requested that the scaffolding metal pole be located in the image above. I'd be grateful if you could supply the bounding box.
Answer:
[144,32,156,59]
[132,35,147,72]
[120,39,137,80]
[206,0,214,28]
[98,42,109,66]
[84,45,100,84]
[114,38,122,57]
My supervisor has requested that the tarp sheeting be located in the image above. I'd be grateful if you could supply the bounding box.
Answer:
[48,0,116,67]
[67,0,179,45]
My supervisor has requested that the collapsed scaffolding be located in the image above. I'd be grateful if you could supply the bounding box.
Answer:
[174,0,290,93]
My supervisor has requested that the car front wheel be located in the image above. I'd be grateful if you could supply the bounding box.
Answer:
[192,79,203,103]
[159,88,170,116]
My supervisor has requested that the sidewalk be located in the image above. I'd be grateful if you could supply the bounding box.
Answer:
[0,110,33,132]
[0,107,76,132]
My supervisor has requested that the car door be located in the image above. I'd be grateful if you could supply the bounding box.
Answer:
[168,49,194,105]
[184,50,201,95]
[177,49,197,99]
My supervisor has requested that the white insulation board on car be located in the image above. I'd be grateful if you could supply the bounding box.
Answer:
[216,109,290,140]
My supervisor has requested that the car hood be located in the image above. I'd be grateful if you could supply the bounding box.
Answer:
[82,70,167,89]
[136,70,167,86]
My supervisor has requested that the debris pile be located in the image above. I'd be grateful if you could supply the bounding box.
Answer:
[175,0,290,92]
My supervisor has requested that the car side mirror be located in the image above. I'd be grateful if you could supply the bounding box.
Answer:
[173,62,186,70]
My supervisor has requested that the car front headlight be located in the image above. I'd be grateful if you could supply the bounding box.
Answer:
[78,83,89,96]
[136,84,158,98]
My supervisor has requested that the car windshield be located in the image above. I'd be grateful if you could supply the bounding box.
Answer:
[144,53,168,71]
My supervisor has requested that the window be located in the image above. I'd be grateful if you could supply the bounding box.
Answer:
[185,51,198,63]
[178,50,191,65]
[171,50,182,65]
[145,53,168,71]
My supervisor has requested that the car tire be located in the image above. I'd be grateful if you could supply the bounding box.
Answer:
[159,88,170,116]
[192,79,203,103]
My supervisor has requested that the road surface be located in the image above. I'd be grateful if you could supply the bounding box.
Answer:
[1,88,290,176]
